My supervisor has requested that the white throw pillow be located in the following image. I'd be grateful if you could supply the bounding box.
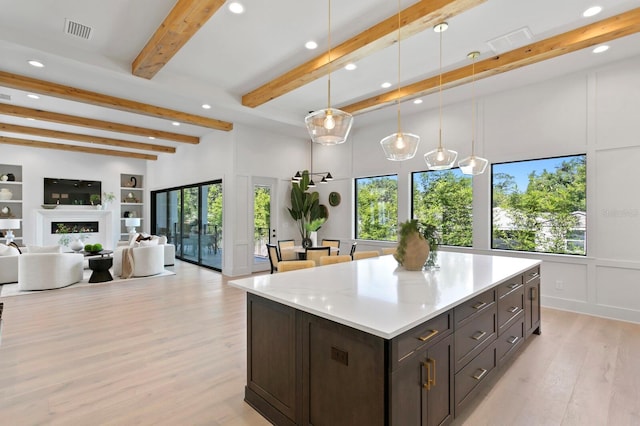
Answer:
[139,238,159,247]
[27,244,62,253]
[157,235,168,245]
[0,243,19,256]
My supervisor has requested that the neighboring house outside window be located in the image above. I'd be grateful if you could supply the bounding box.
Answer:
[355,175,397,241]
[412,168,473,247]
[492,154,586,255]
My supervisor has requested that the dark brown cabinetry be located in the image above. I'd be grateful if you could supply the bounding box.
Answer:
[524,265,541,337]
[244,264,541,425]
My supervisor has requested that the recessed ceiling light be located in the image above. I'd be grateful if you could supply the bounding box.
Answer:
[345,63,357,71]
[433,22,449,33]
[26,118,36,121]
[413,99,423,104]
[583,6,602,17]
[228,2,244,14]
[202,104,211,109]
[381,82,392,89]
[305,41,318,50]
[593,45,609,53]
[27,94,40,99]
[172,121,180,126]
[149,136,155,140]
[27,60,44,68]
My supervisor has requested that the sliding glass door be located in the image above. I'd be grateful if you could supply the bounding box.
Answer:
[152,180,222,271]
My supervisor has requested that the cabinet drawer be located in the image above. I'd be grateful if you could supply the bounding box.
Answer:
[497,287,524,334]
[454,307,496,372]
[496,314,524,366]
[497,275,523,298]
[455,344,496,411]
[524,265,540,284]
[391,310,452,368]
[454,289,496,327]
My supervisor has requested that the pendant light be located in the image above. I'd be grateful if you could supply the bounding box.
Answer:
[380,0,420,161]
[424,22,457,170]
[305,0,353,146]
[459,51,489,175]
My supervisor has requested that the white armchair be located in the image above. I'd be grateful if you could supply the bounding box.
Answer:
[18,253,84,291]
[0,255,19,284]
[113,245,164,278]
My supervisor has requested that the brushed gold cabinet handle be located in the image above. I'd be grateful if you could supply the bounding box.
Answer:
[422,361,431,390]
[530,287,537,300]
[472,301,487,310]
[508,306,519,313]
[472,331,487,341]
[428,358,436,388]
[418,329,439,342]
[508,283,520,289]
[508,336,519,344]
[529,272,540,279]
[472,368,488,381]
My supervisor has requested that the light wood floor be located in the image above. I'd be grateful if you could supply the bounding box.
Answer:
[1,261,639,425]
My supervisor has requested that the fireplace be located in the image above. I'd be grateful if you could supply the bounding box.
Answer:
[35,209,114,249]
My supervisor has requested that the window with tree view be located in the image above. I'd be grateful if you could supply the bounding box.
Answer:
[412,169,473,247]
[355,175,397,241]
[492,154,586,255]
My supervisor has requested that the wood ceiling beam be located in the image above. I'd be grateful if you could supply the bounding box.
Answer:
[241,0,486,108]
[0,70,233,131]
[0,136,157,161]
[342,7,640,114]
[0,123,175,153]
[0,103,199,144]
[132,0,226,79]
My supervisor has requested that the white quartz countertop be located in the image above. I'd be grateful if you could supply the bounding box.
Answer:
[228,251,541,339]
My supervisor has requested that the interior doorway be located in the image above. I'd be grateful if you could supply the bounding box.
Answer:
[252,177,277,273]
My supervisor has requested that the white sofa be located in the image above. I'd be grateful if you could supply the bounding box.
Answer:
[118,234,175,266]
[18,253,84,291]
[0,243,21,284]
[113,245,164,278]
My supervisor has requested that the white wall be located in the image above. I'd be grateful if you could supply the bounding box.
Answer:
[1,145,145,249]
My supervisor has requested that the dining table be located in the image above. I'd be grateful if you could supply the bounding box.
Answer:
[280,245,340,260]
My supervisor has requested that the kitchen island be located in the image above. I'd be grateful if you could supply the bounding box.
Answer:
[229,251,541,425]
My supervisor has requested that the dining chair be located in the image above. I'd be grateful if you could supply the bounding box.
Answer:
[278,260,316,272]
[353,251,380,261]
[278,239,297,260]
[266,244,281,274]
[381,247,397,256]
[319,255,352,266]
[321,239,341,255]
[305,246,331,266]
[349,242,358,259]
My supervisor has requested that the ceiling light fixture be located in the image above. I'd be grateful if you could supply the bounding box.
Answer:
[201,103,211,109]
[380,0,420,161]
[424,22,457,171]
[27,60,44,68]
[304,0,353,146]
[458,51,488,175]
[292,140,333,185]
[345,63,357,71]
[228,2,244,14]
[27,94,40,99]
[583,6,602,17]
[381,82,392,89]
[593,45,609,53]
[413,99,423,104]
[171,121,180,126]
[305,41,318,50]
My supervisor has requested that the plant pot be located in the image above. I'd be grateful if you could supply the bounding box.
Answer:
[402,232,430,271]
[310,231,318,247]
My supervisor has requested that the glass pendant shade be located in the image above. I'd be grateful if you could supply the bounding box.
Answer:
[424,147,458,170]
[305,108,353,146]
[380,132,420,161]
[459,154,488,175]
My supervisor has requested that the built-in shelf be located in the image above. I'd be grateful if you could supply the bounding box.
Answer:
[119,173,144,240]
[0,164,23,243]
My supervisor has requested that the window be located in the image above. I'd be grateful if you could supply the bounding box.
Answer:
[492,154,586,255]
[412,168,473,247]
[355,175,397,241]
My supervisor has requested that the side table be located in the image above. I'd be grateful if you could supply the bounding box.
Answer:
[88,256,114,283]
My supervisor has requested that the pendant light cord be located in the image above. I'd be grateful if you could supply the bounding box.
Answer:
[327,0,332,111]
[471,54,476,156]
[438,26,443,149]
[396,0,402,134]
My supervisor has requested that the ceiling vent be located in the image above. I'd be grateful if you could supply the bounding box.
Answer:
[0,93,11,101]
[64,18,93,40]
[487,27,533,54]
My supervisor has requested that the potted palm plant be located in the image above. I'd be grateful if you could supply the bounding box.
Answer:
[288,171,327,248]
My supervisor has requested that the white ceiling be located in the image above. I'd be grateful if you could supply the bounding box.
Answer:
[1,0,639,149]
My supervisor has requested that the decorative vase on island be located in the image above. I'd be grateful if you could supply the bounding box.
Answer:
[401,232,430,271]
[69,238,84,252]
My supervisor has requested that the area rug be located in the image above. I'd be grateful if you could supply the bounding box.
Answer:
[0,268,176,298]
